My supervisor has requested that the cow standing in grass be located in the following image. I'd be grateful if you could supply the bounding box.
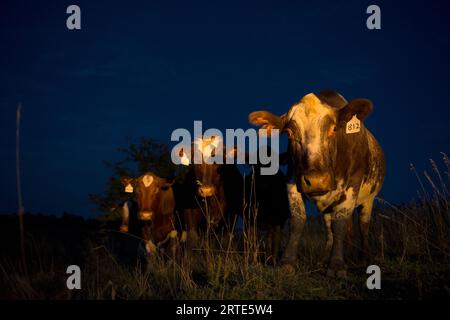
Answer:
[249,90,385,277]
[245,160,290,265]
[120,172,179,257]
[176,137,243,247]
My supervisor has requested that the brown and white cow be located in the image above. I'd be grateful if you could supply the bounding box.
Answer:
[176,137,243,246]
[120,172,179,257]
[249,90,385,277]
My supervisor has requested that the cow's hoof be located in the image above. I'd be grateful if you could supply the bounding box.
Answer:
[280,255,296,267]
[326,268,347,279]
[280,263,296,275]
[318,258,329,268]
[336,269,347,279]
[326,268,335,277]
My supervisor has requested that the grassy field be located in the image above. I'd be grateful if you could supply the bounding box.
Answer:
[1,156,449,300]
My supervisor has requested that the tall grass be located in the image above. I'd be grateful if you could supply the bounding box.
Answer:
[1,154,449,299]
[16,103,27,276]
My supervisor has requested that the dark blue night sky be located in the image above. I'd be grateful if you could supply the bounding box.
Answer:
[1,0,449,217]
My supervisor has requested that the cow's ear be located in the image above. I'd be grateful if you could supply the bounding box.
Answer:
[175,147,191,166]
[338,98,373,123]
[121,176,135,193]
[248,111,284,133]
[120,176,132,186]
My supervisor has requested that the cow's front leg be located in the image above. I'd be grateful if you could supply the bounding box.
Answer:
[183,208,201,249]
[327,210,351,278]
[322,213,333,265]
[358,197,375,262]
[281,183,306,266]
[271,225,282,265]
[141,222,157,255]
[120,201,130,233]
[168,230,179,259]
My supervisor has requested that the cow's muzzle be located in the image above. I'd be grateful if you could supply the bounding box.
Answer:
[299,172,334,196]
[198,185,215,197]
[139,211,154,220]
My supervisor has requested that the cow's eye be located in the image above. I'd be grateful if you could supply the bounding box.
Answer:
[285,128,293,139]
[328,125,337,137]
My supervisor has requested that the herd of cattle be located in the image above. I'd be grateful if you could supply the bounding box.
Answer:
[117,90,385,278]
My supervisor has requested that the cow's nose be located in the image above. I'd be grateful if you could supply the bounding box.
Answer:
[139,211,153,221]
[300,172,333,195]
[198,186,215,197]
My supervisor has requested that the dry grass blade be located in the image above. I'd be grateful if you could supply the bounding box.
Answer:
[16,103,27,276]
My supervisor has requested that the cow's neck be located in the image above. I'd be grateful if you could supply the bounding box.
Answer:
[334,125,371,183]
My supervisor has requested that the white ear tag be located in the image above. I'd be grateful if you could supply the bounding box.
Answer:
[142,175,154,187]
[180,152,190,166]
[203,144,214,162]
[346,115,361,134]
[125,184,133,193]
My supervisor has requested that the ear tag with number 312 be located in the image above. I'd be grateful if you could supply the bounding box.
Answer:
[346,115,361,134]
[125,184,133,193]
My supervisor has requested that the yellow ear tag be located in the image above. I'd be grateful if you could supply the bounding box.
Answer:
[125,184,133,193]
[181,231,188,242]
[346,115,361,134]
[169,230,178,238]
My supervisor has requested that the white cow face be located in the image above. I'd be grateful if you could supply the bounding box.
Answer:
[249,90,373,196]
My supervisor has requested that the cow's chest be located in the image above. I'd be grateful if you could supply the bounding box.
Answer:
[309,184,346,212]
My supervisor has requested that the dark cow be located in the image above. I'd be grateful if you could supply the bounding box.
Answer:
[249,90,385,277]
[244,157,290,265]
[176,137,243,245]
[120,172,179,256]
